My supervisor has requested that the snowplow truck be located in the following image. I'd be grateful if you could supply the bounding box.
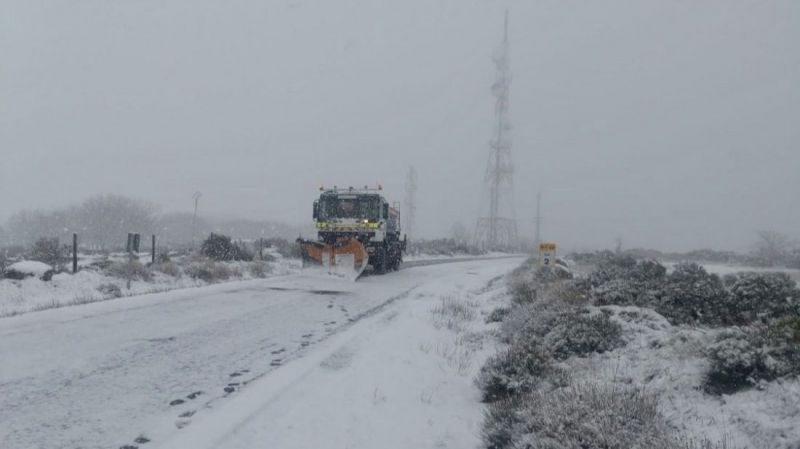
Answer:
[297,186,406,279]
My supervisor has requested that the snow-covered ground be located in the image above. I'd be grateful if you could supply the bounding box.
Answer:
[0,256,522,449]
[0,253,299,317]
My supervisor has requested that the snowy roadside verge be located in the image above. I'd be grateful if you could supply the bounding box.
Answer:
[0,253,300,318]
[0,253,516,318]
[154,258,516,449]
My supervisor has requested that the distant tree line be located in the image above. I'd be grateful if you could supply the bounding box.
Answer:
[1,194,308,252]
[572,230,800,269]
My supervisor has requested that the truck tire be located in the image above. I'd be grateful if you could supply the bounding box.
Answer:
[372,248,387,274]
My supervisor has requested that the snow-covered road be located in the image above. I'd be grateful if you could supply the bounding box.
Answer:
[1,257,522,449]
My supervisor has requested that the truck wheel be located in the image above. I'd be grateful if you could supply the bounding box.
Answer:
[373,248,387,274]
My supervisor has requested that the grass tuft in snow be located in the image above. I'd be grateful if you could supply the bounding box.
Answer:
[430,295,476,331]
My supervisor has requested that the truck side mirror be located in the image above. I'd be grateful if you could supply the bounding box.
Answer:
[313,201,319,219]
[383,203,389,218]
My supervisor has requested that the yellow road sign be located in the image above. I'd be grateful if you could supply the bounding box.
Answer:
[538,242,557,266]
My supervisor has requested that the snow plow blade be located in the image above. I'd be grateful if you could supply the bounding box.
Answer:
[297,238,368,281]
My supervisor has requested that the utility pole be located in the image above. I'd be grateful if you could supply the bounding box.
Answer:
[475,10,518,250]
[404,166,418,243]
[191,191,202,249]
[534,192,542,250]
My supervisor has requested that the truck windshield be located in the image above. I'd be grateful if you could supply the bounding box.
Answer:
[321,195,380,221]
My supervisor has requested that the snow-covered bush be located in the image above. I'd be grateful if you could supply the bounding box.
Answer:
[590,259,666,307]
[656,263,728,325]
[475,343,555,402]
[769,317,800,342]
[508,276,536,305]
[499,296,570,346]
[542,310,625,360]
[703,326,800,394]
[486,306,511,323]
[4,261,55,281]
[200,233,253,262]
[508,383,676,449]
[549,279,589,304]
[723,272,799,325]
[593,278,646,306]
[481,398,523,449]
[703,329,769,394]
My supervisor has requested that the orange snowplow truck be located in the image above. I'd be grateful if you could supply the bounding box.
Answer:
[297,186,406,279]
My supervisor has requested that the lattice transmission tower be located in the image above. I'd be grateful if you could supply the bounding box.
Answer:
[475,10,518,250]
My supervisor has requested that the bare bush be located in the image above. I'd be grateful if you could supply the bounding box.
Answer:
[152,261,181,278]
[106,260,152,282]
[248,261,272,278]
[97,283,122,298]
[185,260,232,282]
[29,237,67,270]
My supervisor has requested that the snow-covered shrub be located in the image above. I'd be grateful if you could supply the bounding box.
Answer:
[248,261,271,278]
[509,383,676,449]
[29,237,66,271]
[703,329,769,394]
[768,317,800,343]
[481,398,523,449]
[723,272,799,325]
[106,260,152,282]
[593,278,646,306]
[152,261,181,278]
[586,254,638,288]
[499,296,571,346]
[549,279,589,304]
[704,325,800,395]
[185,260,231,282]
[533,265,560,285]
[486,306,511,323]
[656,263,727,325]
[200,233,253,261]
[543,310,625,360]
[97,283,122,298]
[4,261,55,281]
[589,259,666,307]
[476,343,555,402]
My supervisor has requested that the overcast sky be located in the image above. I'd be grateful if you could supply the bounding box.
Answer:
[1,0,798,251]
